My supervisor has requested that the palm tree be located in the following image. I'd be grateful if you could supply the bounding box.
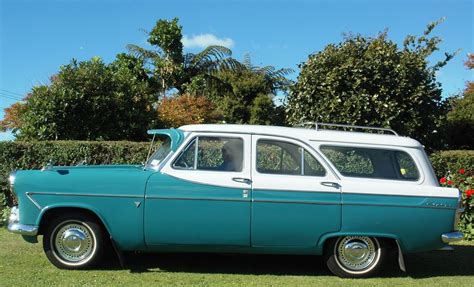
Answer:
[126,19,242,97]
[240,53,294,93]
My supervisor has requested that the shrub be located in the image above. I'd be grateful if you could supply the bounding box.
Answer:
[430,150,474,179]
[439,169,473,240]
[430,150,474,239]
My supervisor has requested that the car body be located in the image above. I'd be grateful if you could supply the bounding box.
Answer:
[8,123,464,277]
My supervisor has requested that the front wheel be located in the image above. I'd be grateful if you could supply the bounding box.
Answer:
[324,236,386,278]
[43,212,105,269]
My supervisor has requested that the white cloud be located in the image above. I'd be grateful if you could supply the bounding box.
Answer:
[182,34,234,49]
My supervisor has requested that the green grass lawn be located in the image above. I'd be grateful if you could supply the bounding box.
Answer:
[0,228,473,286]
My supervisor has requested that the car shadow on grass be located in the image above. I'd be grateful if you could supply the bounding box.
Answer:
[104,245,474,278]
[102,243,474,278]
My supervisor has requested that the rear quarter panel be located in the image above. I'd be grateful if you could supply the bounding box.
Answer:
[320,182,459,253]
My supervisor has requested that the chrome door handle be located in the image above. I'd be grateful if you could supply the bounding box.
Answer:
[321,182,341,189]
[232,177,252,184]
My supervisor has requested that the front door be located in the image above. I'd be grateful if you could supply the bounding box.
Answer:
[145,133,252,246]
[250,135,342,247]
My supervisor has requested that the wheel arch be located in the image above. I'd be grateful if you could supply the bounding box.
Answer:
[319,232,406,272]
[37,204,112,237]
[318,232,403,249]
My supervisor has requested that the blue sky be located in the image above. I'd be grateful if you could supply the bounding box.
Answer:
[0,0,472,140]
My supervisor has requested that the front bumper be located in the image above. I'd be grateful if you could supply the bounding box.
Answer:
[441,231,464,243]
[7,206,38,236]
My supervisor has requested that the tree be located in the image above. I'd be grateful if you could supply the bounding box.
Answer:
[128,18,293,125]
[287,19,455,148]
[127,18,240,96]
[445,54,474,149]
[211,54,293,125]
[9,55,156,141]
[0,100,28,133]
[157,93,221,127]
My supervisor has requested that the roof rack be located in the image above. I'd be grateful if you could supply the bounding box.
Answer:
[296,122,398,136]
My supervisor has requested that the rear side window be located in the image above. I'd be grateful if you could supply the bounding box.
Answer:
[320,146,419,181]
[257,139,325,176]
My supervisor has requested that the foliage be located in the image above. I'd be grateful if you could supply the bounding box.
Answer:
[444,54,474,149]
[129,22,293,126]
[287,19,455,149]
[249,94,285,125]
[430,150,474,179]
[4,55,156,141]
[0,100,28,133]
[211,55,292,125]
[127,18,240,96]
[148,18,184,65]
[0,194,9,227]
[157,93,221,127]
[465,54,474,95]
[431,150,474,239]
[439,169,474,240]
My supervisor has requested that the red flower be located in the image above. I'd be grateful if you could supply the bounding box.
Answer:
[447,180,454,185]
[439,177,447,184]
[459,168,466,175]
[466,190,474,198]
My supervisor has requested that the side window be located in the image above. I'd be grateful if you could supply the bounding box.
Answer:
[256,139,325,176]
[320,145,419,181]
[174,139,196,169]
[320,146,374,177]
[173,137,243,172]
[396,151,420,180]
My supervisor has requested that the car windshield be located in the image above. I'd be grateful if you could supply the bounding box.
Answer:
[146,136,172,167]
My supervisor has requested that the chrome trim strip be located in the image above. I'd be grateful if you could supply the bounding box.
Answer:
[344,202,457,210]
[438,246,454,251]
[344,191,459,199]
[253,199,340,205]
[254,188,339,194]
[8,223,39,236]
[441,231,464,243]
[25,192,42,210]
[145,196,248,202]
[27,192,143,199]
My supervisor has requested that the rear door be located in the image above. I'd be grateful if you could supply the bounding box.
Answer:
[250,135,341,247]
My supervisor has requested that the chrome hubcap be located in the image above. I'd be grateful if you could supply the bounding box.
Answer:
[53,223,94,263]
[336,236,377,271]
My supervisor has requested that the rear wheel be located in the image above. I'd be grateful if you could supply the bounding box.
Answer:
[43,212,105,269]
[324,236,385,278]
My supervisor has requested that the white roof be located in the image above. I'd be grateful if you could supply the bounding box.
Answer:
[179,124,422,148]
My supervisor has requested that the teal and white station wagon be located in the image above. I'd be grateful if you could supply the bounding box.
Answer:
[8,123,464,278]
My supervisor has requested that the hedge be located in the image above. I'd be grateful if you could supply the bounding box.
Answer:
[1,141,473,239]
[430,150,474,179]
